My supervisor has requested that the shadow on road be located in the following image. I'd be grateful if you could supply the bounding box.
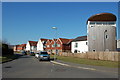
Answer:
[19,55,31,58]
[50,58,57,61]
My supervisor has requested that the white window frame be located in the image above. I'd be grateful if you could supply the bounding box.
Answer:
[57,44,60,47]
[47,45,50,48]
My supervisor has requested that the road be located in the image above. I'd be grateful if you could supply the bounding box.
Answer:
[2,54,118,78]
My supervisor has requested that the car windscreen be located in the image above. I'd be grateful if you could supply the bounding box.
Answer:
[40,52,48,55]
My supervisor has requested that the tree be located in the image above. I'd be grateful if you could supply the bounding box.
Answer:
[2,40,13,55]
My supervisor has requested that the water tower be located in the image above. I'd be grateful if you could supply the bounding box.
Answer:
[87,13,117,52]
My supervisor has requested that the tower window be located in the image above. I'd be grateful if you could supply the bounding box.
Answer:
[104,30,107,33]
[108,22,115,25]
[105,35,108,39]
[103,22,107,25]
[96,22,102,25]
[91,26,94,27]
[93,49,96,52]
[90,22,95,25]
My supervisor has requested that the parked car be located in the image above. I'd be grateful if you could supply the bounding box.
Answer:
[21,51,27,55]
[29,51,35,56]
[35,53,39,58]
[38,51,50,61]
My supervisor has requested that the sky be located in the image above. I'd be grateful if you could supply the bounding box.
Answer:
[2,2,119,45]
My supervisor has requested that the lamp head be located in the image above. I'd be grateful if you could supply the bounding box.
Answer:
[52,27,57,29]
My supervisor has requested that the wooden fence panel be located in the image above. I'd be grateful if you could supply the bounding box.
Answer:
[103,52,108,61]
[59,51,120,61]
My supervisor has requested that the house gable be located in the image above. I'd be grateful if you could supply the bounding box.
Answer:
[45,39,52,49]
[57,38,63,44]
[26,41,31,51]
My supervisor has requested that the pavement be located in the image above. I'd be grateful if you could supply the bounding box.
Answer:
[50,60,118,74]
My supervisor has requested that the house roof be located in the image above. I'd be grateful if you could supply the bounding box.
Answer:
[49,39,57,44]
[16,44,26,47]
[87,13,116,23]
[20,44,26,47]
[40,38,48,41]
[46,39,52,45]
[67,39,74,44]
[29,41,38,46]
[16,45,20,47]
[46,39,52,42]
[59,38,73,44]
[53,39,57,41]
[72,36,87,42]
[49,40,52,42]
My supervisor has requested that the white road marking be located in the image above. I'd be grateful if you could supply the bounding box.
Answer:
[50,61,96,71]
[50,61,118,74]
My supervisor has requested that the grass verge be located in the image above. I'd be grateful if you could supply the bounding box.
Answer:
[52,55,118,68]
[0,54,20,63]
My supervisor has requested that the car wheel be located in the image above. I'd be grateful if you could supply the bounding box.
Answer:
[48,58,50,61]
[39,58,41,61]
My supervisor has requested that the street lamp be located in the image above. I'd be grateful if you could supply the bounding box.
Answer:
[52,27,57,60]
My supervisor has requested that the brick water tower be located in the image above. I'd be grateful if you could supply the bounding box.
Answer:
[87,13,117,52]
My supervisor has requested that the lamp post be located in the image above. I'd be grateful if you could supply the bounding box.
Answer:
[52,27,57,60]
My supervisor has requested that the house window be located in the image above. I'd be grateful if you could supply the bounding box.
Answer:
[74,50,77,53]
[74,43,78,48]
[57,44,60,47]
[52,45,54,47]
[47,45,50,47]
[43,46,46,48]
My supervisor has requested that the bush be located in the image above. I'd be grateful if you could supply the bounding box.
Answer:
[2,44,9,55]
[2,43,13,55]
[8,49,13,55]
[51,53,55,55]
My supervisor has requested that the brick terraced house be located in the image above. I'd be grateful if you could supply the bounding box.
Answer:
[45,38,73,55]
[56,38,73,54]
[45,39,52,54]
[14,44,26,51]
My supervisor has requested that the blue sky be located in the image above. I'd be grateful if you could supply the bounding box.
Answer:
[2,2,119,45]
